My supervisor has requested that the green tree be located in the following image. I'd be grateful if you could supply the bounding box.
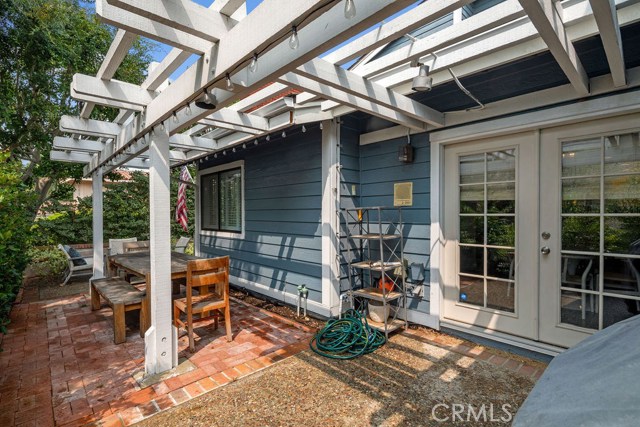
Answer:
[0,0,153,215]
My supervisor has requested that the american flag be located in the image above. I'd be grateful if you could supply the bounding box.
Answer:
[176,166,192,232]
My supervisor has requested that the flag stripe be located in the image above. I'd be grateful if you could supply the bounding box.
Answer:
[176,166,192,232]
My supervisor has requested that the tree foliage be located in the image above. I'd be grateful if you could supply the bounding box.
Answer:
[32,168,197,245]
[0,151,36,332]
[0,0,153,213]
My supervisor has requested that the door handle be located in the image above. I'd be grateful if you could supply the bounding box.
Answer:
[540,246,551,255]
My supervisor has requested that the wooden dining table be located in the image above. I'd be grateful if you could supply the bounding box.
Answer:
[106,251,203,334]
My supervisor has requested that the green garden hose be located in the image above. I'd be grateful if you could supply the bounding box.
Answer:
[309,309,386,359]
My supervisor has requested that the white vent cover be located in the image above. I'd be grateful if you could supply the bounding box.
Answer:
[394,182,413,207]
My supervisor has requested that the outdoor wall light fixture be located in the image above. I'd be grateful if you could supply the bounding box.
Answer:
[411,60,432,92]
[195,88,216,109]
[225,74,235,91]
[249,53,258,73]
[289,26,299,50]
[344,0,356,19]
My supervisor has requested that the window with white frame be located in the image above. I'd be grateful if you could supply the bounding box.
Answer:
[201,166,242,232]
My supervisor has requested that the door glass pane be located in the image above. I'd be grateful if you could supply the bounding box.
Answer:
[460,154,484,184]
[460,216,483,244]
[604,218,640,254]
[487,150,515,182]
[560,290,598,330]
[487,249,514,280]
[459,275,483,307]
[562,178,600,213]
[603,296,639,328]
[604,175,640,213]
[603,257,640,297]
[487,279,515,312]
[562,139,601,177]
[562,217,600,252]
[460,185,484,213]
[460,246,484,276]
[604,133,640,174]
[560,255,597,291]
[487,182,515,213]
[487,217,515,246]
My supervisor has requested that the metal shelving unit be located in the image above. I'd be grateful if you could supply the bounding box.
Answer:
[341,206,408,338]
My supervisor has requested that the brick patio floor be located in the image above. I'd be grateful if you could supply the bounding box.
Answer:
[0,284,312,426]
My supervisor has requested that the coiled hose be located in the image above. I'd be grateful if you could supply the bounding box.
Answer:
[309,309,386,359]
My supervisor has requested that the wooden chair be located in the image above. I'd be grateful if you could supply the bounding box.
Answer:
[173,256,232,352]
[123,240,150,253]
[174,236,191,253]
[108,237,137,256]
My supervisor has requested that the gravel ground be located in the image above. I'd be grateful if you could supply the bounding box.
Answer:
[136,332,538,427]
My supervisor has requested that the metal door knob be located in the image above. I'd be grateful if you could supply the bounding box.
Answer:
[540,246,551,255]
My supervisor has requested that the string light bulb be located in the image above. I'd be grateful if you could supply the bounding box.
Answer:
[302,125,307,133]
[214,153,218,158]
[172,112,178,123]
[319,122,324,130]
[226,73,235,91]
[249,53,258,73]
[344,0,356,19]
[289,26,299,50]
[282,131,287,138]
[266,135,271,141]
[242,143,247,149]
[254,139,258,145]
[186,103,192,116]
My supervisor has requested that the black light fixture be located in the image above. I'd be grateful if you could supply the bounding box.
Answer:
[398,132,414,163]
[195,88,216,109]
[411,62,432,92]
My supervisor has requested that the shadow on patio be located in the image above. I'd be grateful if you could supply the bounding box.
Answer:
[0,278,312,426]
[136,328,547,427]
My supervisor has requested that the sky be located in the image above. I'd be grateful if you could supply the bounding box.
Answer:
[82,0,420,82]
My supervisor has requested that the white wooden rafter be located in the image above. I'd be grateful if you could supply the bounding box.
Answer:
[517,0,589,95]
[589,0,626,87]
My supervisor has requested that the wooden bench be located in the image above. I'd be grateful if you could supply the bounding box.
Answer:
[90,277,148,344]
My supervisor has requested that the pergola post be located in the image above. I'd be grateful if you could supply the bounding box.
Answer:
[321,119,341,316]
[145,127,178,375]
[91,169,105,281]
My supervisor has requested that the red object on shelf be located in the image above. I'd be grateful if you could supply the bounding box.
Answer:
[379,277,394,293]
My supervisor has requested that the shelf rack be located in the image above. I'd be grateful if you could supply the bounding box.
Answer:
[341,206,408,338]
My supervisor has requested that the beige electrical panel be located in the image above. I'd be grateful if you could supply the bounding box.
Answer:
[394,182,413,207]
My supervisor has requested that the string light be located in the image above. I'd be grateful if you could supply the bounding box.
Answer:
[319,122,324,130]
[226,73,235,91]
[223,150,226,155]
[282,131,287,138]
[344,0,356,19]
[172,112,178,123]
[289,26,299,50]
[302,125,307,133]
[242,143,247,149]
[205,156,209,161]
[249,53,258,73]
[266,135,271,141]
[160,121,165,131]
[254,139,258,145]
[214,153,218,158]
[186,103,192,116]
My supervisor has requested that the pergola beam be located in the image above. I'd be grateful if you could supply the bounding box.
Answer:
[518,0,589,95]
[279,73,427,131]
[73,74,157,108]
[324,0,473,66]
[212,0,246,17]
[60,115,121,138]
[53,137,106,152]
[107,0,234,42]
[589,0,626,87]
[96,0,213,54]
[81,30,137,118]
[295,58,444,127]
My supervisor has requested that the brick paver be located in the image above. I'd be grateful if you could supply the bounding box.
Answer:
[0,286,312,426]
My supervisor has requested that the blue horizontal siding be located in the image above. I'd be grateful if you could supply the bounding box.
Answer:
[340,129,432,314]
[198,129,323,303]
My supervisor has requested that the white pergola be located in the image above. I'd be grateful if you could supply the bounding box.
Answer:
[52,0,639,375]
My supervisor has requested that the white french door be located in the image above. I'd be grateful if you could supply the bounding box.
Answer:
[442,132,539,340]
[539,115,640,347]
